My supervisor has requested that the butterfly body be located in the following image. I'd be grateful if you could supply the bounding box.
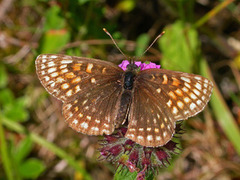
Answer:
[36,54,213,147]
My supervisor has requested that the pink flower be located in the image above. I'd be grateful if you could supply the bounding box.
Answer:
[118,60,160,71]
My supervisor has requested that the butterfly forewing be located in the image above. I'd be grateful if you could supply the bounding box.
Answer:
[35,54,123,102]
[36,54,124,135]
[125,68,213,147]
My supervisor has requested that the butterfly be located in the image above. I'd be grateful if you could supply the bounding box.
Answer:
[35,53,213,147]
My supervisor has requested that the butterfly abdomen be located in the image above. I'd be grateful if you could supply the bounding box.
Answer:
[115,91,132,128]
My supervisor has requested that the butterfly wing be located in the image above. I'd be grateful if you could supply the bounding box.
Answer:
[36,54,124,135]
[125,68,213,147]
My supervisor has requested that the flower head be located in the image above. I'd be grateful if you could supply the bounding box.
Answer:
[98,123,183,178]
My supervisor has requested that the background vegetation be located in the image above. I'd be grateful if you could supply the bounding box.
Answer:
[0,0,240,179]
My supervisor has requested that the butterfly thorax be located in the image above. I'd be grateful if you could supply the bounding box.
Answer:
[124,63,139,90]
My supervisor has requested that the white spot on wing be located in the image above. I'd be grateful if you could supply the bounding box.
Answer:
[48,68,57,73]
[137,136,143,140]
[172,106,178,114]
[48,61,55,67]
[73,119,78,124]
[61,60,73,64]
[44,76,50,81]
[91,78,96,84]
[83,99,88,105]
[68,112,73,118]
[182,87,189,92]
[50,55,58,58]
[91,127,99,131]
[61,83,69,89]
[75,85,81,93]
[81,122,88,129]
[104,123,109,128]
[194,76,202,80]
[51,72,59,77]
[60,65,67,69]
[197,100,202,105]
[167,100,172,107]
[50,82,56,87]
[190,103,197,110]
[86,63,93,73]
[163,131,167,137]
[184,82,191,88]
[190,93,197,99]
[193,89,200,96]
[41,64,46,69]
[66,89,73,97]
[147,135,153,141]
[184,97,191,103]
[195,83,202,90]
[156,88,161,93]
[181,77,191,83]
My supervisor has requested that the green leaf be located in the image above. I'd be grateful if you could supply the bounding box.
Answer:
[13,137,33,164]
[0,91,29,122]
[78,0,91,5]
[4,102,29,122]
[18,158,45,179]
[200,59,240,155]
[135,33,150,57]
[0,89,14,107]
[114,168,137,180]
[44,5,65,31]
[39,29,70,53]
[116,0,136,12]
[159,20,199,73]
[0,64,8,88]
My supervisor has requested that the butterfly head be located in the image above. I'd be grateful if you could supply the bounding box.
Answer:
[126,62,141,76]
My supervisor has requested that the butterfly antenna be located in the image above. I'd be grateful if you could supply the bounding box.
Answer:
[140,31,165,58]
[103,28,129,60]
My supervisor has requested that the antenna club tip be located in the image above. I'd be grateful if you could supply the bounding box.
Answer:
[162,31,165,34]
[103,28,107,32]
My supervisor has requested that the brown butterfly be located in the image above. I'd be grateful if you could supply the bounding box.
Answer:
[35,53,213,147]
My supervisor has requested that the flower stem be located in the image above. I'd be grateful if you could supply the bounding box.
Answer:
[194,0,236,28]
[0,115,14,180]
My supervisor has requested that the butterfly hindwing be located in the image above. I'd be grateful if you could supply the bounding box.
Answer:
[62,78,123,135]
